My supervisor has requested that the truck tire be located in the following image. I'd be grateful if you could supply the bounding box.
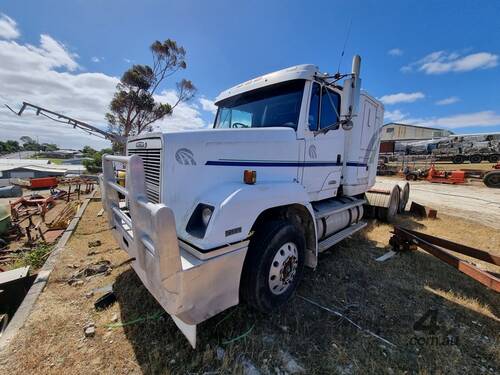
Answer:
[240,220,305,313]
[483,171,500,188]
[470,154,482,164]
[405,173,418,181]
[488,154,499,163]
[452,155,465,164]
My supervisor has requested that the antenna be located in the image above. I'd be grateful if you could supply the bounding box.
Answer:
[336,18,353,74]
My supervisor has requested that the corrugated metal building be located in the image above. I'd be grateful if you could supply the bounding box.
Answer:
[382,123,453,141]
[380,123,454,153]
[0,165,66,179]
[0,159,87,186]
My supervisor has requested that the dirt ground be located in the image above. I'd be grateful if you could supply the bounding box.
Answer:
[0,200,499,374]
[377,176,500,229]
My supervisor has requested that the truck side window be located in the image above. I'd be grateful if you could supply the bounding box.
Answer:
[217,108,232,128]
[308,83,320,131]
[320,87,340,130]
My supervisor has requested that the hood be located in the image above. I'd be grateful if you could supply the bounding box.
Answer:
[154,127,301,240]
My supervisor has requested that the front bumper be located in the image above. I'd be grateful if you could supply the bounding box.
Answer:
[100,154,248,347]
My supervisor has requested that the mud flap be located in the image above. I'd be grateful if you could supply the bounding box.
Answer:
[172,315,197,348]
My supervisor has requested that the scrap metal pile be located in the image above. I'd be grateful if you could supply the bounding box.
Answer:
[0,177,95,269]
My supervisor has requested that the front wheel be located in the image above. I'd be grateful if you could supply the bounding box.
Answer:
[240,220,305,313]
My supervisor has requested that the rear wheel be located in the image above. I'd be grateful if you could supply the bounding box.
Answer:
[240,220,305,313]
[452,155,465,164]
[483,171,500,188]
[488,154,499,163]
[405,173,418,181]
[470,154,482,164]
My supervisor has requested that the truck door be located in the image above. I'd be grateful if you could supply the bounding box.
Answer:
[301,82,345,201]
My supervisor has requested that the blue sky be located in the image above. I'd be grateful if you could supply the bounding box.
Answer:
[0,0,499,148]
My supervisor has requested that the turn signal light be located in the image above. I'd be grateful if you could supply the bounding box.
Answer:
[244,170,256,184]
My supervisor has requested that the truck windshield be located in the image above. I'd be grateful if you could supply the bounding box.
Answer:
[214,79,305,130]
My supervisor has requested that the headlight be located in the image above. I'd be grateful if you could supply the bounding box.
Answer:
[201,207,213,226]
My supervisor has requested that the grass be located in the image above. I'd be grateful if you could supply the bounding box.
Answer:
[1,202,499,375]
[15,242,53,269]
[29,155,64,164]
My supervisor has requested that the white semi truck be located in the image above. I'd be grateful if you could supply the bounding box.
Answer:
[100,55,386,347]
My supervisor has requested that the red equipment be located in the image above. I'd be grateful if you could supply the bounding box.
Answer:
[426,165,466,184]
[29,177,58,189]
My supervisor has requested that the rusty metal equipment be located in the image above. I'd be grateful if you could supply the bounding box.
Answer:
[57,177,96,202]
[10,194,55,221]
[426,165,466,184]
[390,226,499,292]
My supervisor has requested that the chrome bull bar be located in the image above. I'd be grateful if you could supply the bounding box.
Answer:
[100,154,248,348]
[101,154,182,298]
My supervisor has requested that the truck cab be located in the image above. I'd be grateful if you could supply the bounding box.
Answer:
[100,55,384,347]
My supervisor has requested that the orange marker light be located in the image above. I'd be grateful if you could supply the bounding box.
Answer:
[244,170,256,184]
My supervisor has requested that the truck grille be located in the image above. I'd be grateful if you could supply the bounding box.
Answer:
[127,148,161,203]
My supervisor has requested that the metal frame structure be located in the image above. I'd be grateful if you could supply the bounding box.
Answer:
[390,226,500,292]
[5,102,125,145]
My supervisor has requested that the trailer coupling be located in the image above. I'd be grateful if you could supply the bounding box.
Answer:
[100,154,248,348]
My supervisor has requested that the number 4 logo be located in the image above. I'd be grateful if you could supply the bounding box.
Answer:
[413,308,440,334]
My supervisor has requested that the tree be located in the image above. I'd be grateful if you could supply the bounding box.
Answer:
[20,136,40,151]
[106,39,196,142]
[5,140,20,153]
[40,143,58,152]
[82,146,97,158]
[83,147,113,173]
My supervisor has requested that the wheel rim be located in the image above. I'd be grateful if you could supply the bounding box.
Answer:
[268,242,299,295]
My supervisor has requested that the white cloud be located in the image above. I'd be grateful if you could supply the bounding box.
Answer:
[421,111,500,129]
[435,96,460,106]
[199,98,217,115]
[0,17,207,149]
[384,108,500,129]
[384,109,408,123]
[379,92,425,105]
[0,14,20,40]
[402,51,499,74]
[152,90,207,132]
[123,58,132,64]
[91,56,101,63]
[388,48,403,57]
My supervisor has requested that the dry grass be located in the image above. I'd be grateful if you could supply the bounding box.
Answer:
[1,203,499,374]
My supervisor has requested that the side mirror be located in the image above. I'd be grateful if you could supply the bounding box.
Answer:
[340,55,362,128]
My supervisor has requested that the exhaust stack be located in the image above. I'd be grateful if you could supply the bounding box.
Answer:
[352,54,361,78]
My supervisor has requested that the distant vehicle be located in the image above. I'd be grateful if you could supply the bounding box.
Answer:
[431,133,500,164]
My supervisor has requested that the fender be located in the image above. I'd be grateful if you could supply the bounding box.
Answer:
[181,181,317,254]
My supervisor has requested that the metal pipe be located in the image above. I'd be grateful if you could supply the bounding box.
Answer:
[107,181,128,197]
